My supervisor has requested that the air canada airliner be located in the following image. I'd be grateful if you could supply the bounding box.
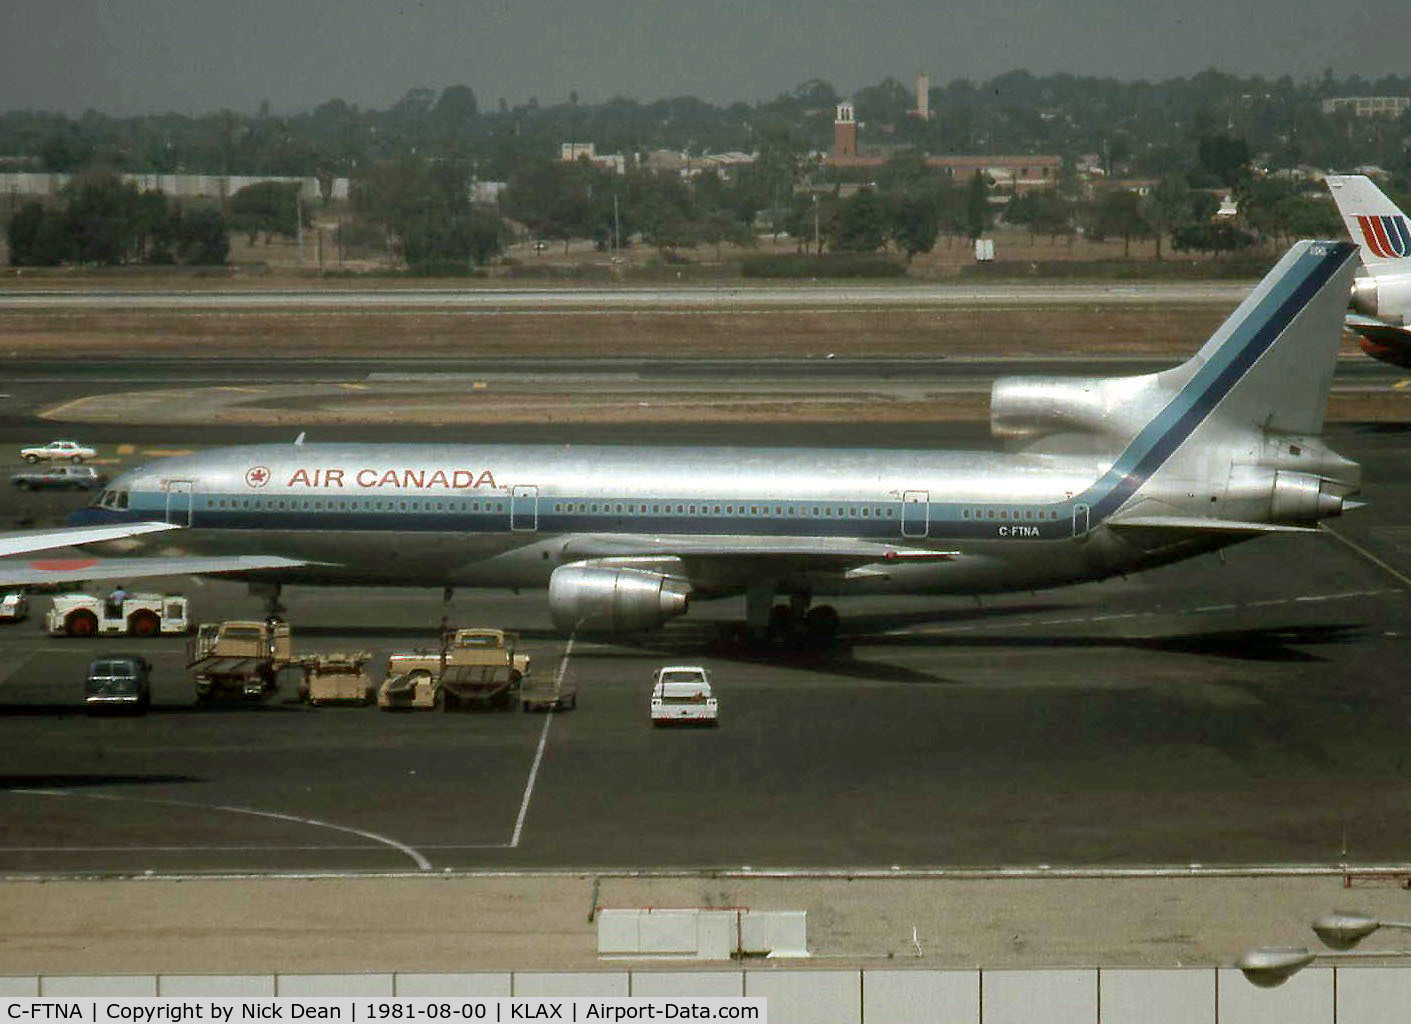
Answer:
[1326,174,1411,367]
[17,240,1362,639]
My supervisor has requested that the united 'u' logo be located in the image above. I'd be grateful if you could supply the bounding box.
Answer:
[1357,215,1411,258]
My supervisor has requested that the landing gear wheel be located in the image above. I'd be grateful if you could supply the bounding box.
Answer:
[66,611,98,637]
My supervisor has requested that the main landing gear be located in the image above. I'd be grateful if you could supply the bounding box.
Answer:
[720,584,841,653]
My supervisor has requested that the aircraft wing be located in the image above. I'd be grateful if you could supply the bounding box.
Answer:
[0,521,179,558]
[560,533,959,573]
[0,554,312,588]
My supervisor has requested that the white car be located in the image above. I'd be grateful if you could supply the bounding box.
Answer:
[20,440,97,464]
[650,665,719,727]
[0,592,28,622]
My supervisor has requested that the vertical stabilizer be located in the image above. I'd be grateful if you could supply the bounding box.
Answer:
[1081,241,1358,526]
[1326,175,1411,269]
[1177,239,1358,437]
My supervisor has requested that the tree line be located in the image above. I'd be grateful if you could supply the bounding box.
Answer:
[5,66,1404,271]
[2,69,1409,187]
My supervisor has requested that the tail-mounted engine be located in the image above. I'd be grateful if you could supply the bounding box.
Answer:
[548,564,691,634]
[990,373,1167,448]
[1350,271,1411,324]
[1225,436,1361,524]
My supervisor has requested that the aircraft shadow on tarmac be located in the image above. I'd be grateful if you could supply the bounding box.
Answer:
[848,622,1367,663]
[612,614,1365,682]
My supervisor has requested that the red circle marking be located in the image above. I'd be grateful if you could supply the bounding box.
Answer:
[28,558,100,571]
[245,466,271,488]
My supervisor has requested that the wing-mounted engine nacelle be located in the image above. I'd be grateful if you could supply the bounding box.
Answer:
[990,373,1164,445]
[548,564,691,634]
[1226,467,1345,524]
[1350,272,1411,324]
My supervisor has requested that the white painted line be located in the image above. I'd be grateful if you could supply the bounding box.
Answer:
[1321,524,1411,590]
[9,790,433,870]
[509,633,573,848]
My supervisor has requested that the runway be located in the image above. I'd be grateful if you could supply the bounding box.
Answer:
[0,282,1254,311]
[2,409,1410,875]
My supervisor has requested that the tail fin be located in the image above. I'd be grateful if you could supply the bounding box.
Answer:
[1326,175,1411,268]
[1176,239,1358,437]
[1077,241,1359,527]
[993,240,1360,450]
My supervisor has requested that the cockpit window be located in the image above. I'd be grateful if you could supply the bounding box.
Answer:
[116,491,129,510]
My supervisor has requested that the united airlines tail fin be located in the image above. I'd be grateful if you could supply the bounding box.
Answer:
[1326,175,1411,269]
[1324,175,1411,366]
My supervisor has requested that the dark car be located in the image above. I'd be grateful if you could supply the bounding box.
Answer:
[11,465,107,491]
[84,654,152,714]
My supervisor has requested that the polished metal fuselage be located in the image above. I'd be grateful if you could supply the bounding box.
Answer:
[82,440,1162,599]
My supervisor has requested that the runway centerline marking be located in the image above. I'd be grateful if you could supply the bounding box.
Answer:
[8,790,433,870]
[510,633,573,848]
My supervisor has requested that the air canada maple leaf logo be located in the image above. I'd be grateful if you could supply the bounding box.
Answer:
[245,466,271,488]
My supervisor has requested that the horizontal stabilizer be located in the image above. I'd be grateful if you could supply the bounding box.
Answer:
[1345,313,1411,343]
[0,554,313,587]
[1107,515,1317,535]
[0,521,178,558]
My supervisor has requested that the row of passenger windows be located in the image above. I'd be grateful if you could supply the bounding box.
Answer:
[962,508,1061,521]
[550,502,897,519]
[203,498,507,513]
[155,494,1062,521]
[194,497,908,519]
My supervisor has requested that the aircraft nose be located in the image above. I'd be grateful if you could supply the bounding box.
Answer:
[65,506,109,527]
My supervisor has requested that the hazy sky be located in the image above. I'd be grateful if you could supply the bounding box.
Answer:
[6,0,1411,117]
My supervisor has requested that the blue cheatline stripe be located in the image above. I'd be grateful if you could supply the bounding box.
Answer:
[1076,243,1355,522]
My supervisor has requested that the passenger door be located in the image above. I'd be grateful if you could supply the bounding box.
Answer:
[901,490,929,538]
[1072,503,1090,537]
[510,484,538,532]
[165,480,194,526]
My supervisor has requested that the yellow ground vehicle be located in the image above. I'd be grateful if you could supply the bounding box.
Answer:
[377,663,522,711]
[379,628,530,711]
[187,619,293,702]
[297,652,375,706]
[385,628,530,680]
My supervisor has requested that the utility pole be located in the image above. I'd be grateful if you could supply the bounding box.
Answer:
[812,194,820,256]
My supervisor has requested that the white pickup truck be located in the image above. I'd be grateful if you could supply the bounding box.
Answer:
[649,665,719,727]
